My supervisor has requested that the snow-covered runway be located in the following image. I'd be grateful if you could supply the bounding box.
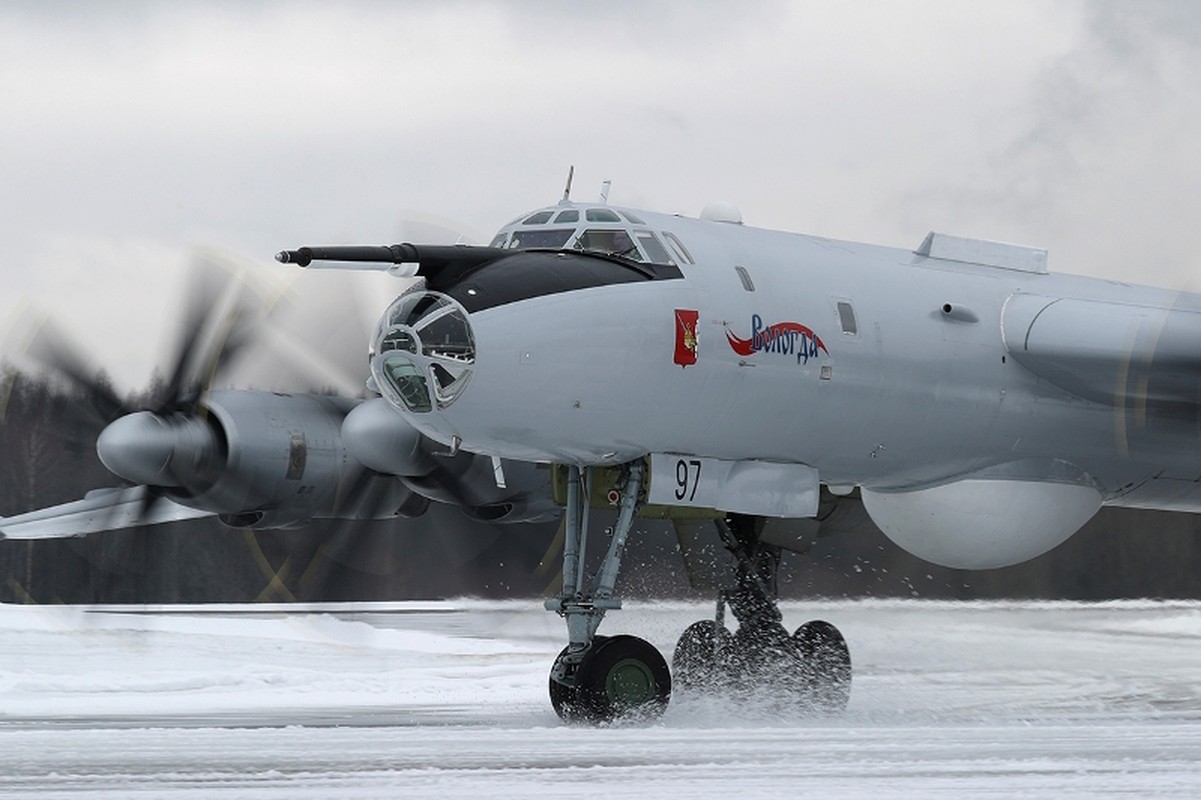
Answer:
[2,600,1199,798]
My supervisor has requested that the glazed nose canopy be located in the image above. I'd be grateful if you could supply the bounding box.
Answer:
[371,291,476,414]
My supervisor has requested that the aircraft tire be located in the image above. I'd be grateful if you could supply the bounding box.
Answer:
[548,637,606,721]
[730,621,801,693]
[794,620,852,714]
[557,634,670,723]
[671,620,728,692]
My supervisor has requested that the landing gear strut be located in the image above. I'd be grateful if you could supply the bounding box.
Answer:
[545,462,670,722]
[672,513,852,713]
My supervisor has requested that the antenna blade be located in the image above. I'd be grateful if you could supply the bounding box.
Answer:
[562,165,575,202]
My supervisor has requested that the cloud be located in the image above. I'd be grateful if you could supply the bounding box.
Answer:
[894,0,1201,283]
[3,2,1200,386]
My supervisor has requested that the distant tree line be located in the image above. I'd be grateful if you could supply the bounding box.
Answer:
[1,364,1199,604]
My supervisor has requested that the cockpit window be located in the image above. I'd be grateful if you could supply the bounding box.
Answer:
[575,229,641,260]
[420,311,474,361]
[522,211,554,225]
[387,293,451,328]
[379,355,432,413]
[585,209,622,223]
[662,231,694,265]
[635,232,674,265]
[378,328,418,354]
[489,233,508,248]
[509,228,575,249]
[622,211,646,225]
[553,210,579,223]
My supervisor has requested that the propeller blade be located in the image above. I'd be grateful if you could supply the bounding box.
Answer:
[155,251,262,415]
[21,316,126,423]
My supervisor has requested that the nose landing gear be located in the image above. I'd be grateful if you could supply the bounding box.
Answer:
[545,462,672,723]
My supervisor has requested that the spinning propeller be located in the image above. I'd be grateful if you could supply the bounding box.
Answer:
[24,252,260,520]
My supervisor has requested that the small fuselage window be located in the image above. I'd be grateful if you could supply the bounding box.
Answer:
[837,301,858,335]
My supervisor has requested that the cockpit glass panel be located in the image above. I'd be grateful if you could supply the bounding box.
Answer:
[378,328,418,354]
[662,231,694,265]
[388,293,450,328]
[553,210,579,223]
[585,209,622,223]
[418,311,474,362]
[380,355,432,413]
[621,211,646,224]
[522,211,554,225]
[575,229,642,260]
[635,232,674,265]
[489,233,509,248]
[509,228,575,250]
[430,362,458,390]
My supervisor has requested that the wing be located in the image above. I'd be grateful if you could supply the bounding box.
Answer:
[0,487,214,540]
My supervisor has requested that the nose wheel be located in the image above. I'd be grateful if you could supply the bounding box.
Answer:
[550,635,671,722]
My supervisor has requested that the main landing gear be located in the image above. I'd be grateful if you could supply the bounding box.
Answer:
[544,463,851,723]
[673,514,852,714]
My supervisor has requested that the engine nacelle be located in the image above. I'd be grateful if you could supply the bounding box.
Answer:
[860,469,1102,569]
[169,390,417,529]
[342,397,558,524]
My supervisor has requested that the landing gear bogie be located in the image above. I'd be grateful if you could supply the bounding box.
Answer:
[671,616,852,715]
[668,512,854,716]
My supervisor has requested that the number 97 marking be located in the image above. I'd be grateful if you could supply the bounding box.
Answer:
[674,458,702,502]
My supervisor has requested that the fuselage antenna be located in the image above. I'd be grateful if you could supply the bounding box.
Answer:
[599,180,611,205]
[561,165,575,204]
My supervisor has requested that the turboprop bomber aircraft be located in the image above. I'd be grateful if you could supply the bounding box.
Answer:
[6,183,1201,723]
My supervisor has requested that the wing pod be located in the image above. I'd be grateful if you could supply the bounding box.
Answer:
[861,459,1102,569]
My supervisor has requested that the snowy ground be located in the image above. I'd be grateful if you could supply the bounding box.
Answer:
[2,598,1200,798]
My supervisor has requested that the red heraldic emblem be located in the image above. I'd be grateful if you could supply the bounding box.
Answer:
[674,309,699,367]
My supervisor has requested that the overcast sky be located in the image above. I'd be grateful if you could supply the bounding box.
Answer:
[3,1,1200,389]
